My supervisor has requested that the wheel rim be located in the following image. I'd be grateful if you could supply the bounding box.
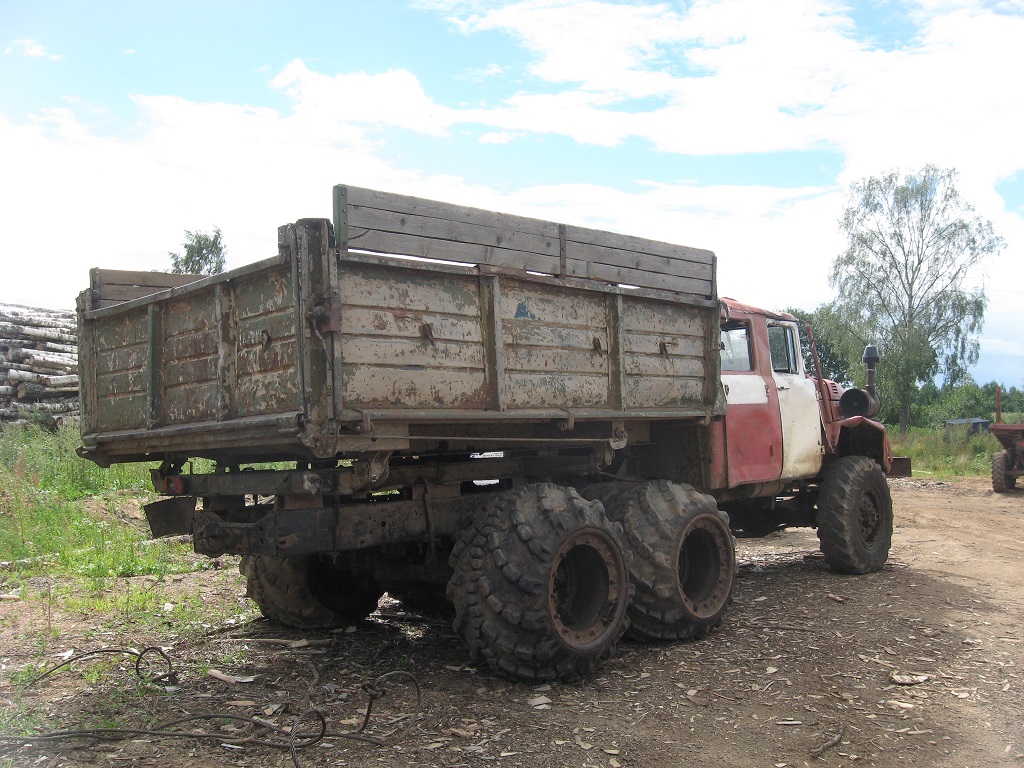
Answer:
[857,488,882,545]
[677,517,732,619]
[549,528,627,652]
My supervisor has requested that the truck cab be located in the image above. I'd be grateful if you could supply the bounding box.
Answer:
[719,299,823,488]
[712,299,905,569]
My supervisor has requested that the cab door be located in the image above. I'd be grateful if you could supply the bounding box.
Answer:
[720,318,783,486]
[766,321,823,479]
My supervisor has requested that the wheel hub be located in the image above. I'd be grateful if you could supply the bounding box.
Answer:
[549,529,626,652]
[857,491,881,544]
[677,517,733,619]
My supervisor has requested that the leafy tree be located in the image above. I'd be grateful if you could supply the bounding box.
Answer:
[934,376,990,423]
[169,228,226,275]
[830,166,1003,433]
[786,305,854,386]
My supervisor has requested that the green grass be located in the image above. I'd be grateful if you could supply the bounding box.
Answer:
[0,422,259,756]
[889,426,1001,478]
[0,423,225,587]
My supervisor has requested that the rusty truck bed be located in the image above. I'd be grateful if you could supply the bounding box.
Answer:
[78,185,720,466]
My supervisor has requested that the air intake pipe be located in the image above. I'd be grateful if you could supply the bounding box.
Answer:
[838,345,881,418]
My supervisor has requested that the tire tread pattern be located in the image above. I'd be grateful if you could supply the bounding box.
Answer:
[240,555,382,629]
[816,456,893,574]
[448,484,631,682]
[992,450,1015,493]
[610,480,735,642]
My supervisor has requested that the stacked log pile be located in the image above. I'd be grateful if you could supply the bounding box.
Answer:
[0,303,79,427]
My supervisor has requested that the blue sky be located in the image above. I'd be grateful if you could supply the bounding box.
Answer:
[2,0,1022,387]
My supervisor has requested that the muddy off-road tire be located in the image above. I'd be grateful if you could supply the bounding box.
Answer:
[992,450,1016,493]
[608,480,735,642]
[447,484,631,682]
[816,456,893,574]
[240,555,384,629]
[446,511,490,640]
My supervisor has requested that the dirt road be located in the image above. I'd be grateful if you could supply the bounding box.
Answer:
[1,477,1022,767]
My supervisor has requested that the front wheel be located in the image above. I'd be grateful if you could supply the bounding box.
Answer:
[992,450,1016,493]
[816,456,893,574]
[448,484,631,682]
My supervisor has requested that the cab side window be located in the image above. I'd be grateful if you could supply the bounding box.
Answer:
[768,324,799,374]
[721,321,753,372]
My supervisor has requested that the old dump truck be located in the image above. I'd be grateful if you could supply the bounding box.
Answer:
[78,185,904,681]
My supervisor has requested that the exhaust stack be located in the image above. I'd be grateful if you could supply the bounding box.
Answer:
[839,345,881,418]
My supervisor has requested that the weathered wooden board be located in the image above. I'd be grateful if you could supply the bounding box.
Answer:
[340,365,489,409]
[624,376,706,409]
[619,294,712,408]
[498,280,610,407]
[90,269,201,309]
[231,268,301,418]
[80,190,720,463]
[337,185,716,299]
[337,260,488,409]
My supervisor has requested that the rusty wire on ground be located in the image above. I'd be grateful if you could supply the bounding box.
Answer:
[358,670,423,735]
[2,663,424,768]
[25,645,177,687]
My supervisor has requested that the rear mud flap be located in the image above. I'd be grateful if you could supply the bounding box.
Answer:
[888,456,912,478]
[144,496,198,538]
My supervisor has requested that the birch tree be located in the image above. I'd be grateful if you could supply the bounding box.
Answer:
[831,166,1003,433]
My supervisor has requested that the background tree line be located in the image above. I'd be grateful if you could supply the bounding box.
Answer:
[790,165,1011,431]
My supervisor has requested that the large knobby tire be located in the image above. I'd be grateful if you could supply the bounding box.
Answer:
[609,480,735,641]
[816,456,893,574]
[240,555,384,629]
[992,450,1015,493]
[446,511,491,641]
[447,484,631,682]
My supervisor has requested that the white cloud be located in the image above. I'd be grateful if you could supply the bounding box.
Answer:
[459,63,507,81]
[430,0,1024,185]
[270,60,456,137]
[0,92,836,314]
[479,130,519,144]
[5,38,62,61]
[0,98,423,310]
[1,0,1022,385]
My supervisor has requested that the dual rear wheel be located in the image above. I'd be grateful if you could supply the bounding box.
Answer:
[241,480,738,682]
[447,481,736,681]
